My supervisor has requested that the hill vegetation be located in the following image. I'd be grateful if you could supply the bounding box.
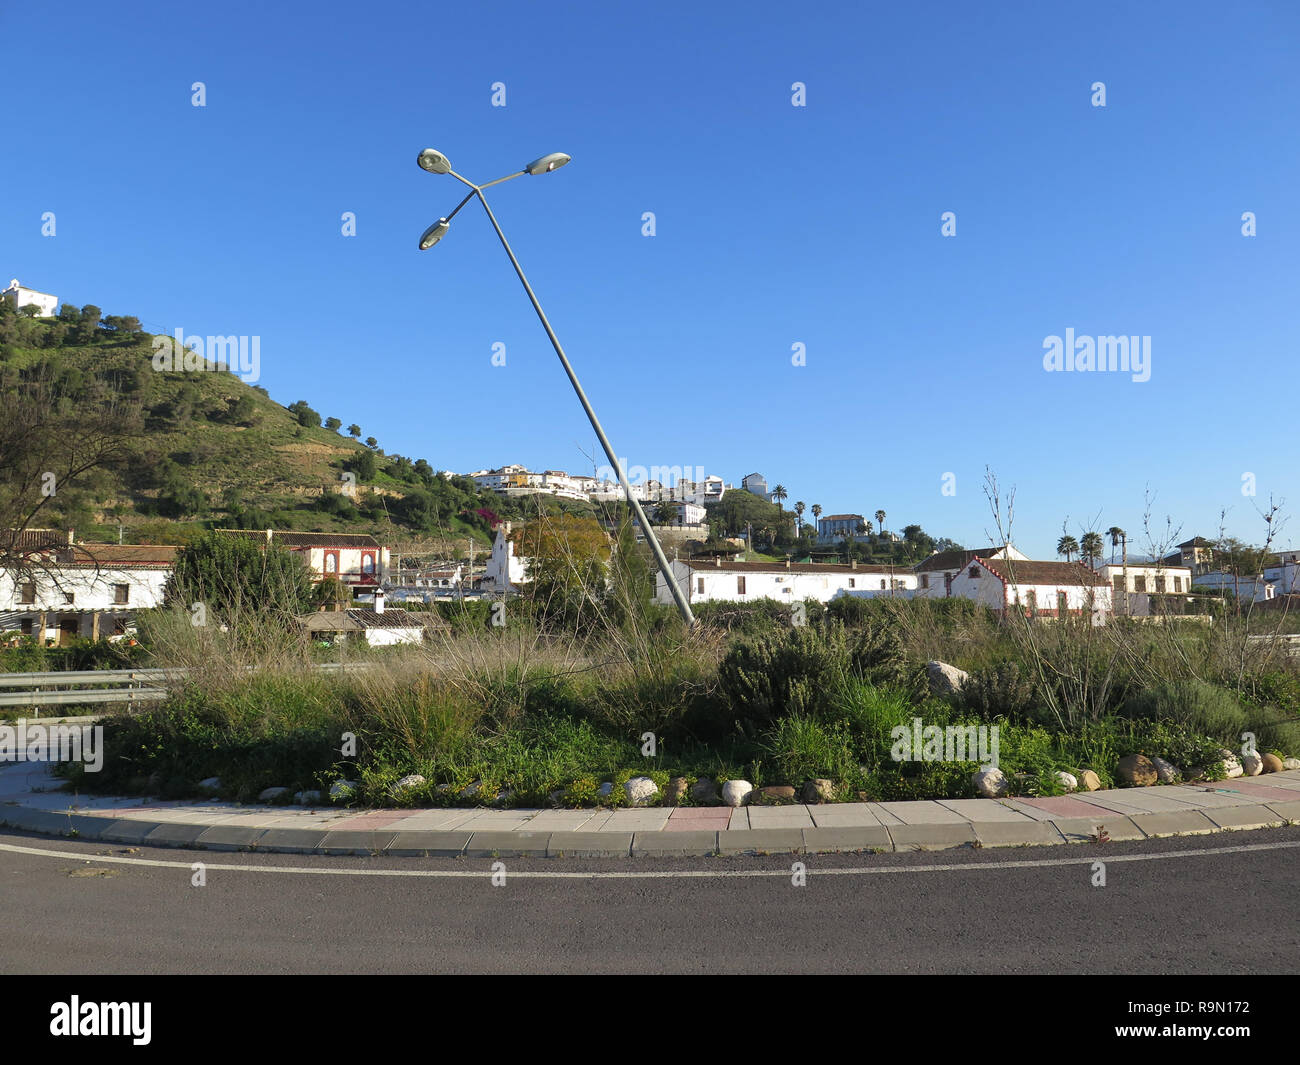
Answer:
[0,303,593,556]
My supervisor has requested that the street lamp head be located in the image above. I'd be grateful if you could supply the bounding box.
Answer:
[417,148,453,174]
[418,218,450,250]
[524,152,571,175]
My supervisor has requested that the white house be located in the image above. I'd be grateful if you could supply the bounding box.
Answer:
[484,524,529,591]
[1193,558,1300,602]
[301,591,446,646]
[742,473,769,500]
[217,530,389,589]
[816,514,866,543]
[655,559,918,607]
[943,557,1112,617]
[912,545,1027,597]
[0,542,178,643]
[2,278,58,318]
[1096,563,1194,597]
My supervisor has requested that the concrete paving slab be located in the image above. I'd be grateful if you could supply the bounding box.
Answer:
[98,819,165,843]
[384,830,471,857]
[1129,810,1219,837]
[1200,805,1286,831]
[864,803,906,826]
[142,822,208,847]
[1211,780,1300,801]
[546,831,633,858]
[316,830,399,855]
[513,811,598,831]
[1159,789,1263,808]
[876,801,972,825]
[971,821,1067,846]
[667,806,731,819]
[1264,800,1300,821]
[1047,815,1146,842]
[1084,790,1212,814]
[631,829,717,856]
[746,807,815,829]
[801,825,893,853]
[1015,795,1128,818]
[888,822,977,850]
[717,828,806,855]
[998,800,1063,822]
[0,806,111,839]
[726,808,750,830]
[255,828,329,853]
[937,799,1037,823]
[193,825,268,851]
[810,803,886,827]
[463,830,551,858]
[599,810,673,830]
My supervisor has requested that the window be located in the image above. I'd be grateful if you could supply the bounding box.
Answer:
[697,578,704,594]
[1134,576,1146,592]
[1113,576,1124,592]
[63,592,74,605]
[969,566,980,578]
[324,552,339,574]
[1174,576,1182,592]
[848,578,855,588]
[921,574,930,589]
[361,553,375,576]
[880,579,886,589]
[20,619,33,635]
[19,582,36,605]
[1058,591,1069,614]
[1155,576,1166,594]
[782,587,792,595]
[114,584,129,604]
[737,576,746,595]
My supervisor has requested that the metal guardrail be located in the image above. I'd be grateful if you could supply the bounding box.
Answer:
[0,661,371,710]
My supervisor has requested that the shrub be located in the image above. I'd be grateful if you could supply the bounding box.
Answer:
[959,660,1039,721]
[715,623,854,732]
[1120,679,1249,742]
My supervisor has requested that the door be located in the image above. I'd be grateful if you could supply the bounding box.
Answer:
[58,618,80,645]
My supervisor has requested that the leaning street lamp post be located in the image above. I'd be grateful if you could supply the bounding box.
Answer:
[415,147,696,627]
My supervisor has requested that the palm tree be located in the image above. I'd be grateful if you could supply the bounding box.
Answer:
[1057,535,1079,563]
[811,504,822,523]
[794,501,805,531]
[1107,526,1126,564]
[875,509,886,536]
[771,484,787,510]
[1080,531,1104,570]
[862,520,873,536]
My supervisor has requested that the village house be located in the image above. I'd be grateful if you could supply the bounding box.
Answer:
[816,514,868,544]
[654,558,918,607]
[217,530,388,588]
[943,556,1112,617]
[0,534,178,643]
[483,524,529,592]
[1192,554,1300,603]
[912,545,1028,597]
[300,589,446,646]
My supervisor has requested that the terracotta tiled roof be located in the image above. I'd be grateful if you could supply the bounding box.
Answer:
[978,557,1108,587]
[913,547,1004,573]
[55,544,179,569]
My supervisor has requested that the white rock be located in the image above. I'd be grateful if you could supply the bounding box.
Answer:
[597,781,614,798]
[1241,752,1264,777]
[329,780,358,800]
[1055,771,1078,793]
[1151,757,1179,783]
[972,767,1008,798]
[197,777,221,793]
[1220,755,1244,779]
[721,779,754,807]
[294,789,323,805]
[927,660,970,696]
[1283,758,1300,771]
[392,773,427,795]
[624,776,659,805]
[257,786,290,803]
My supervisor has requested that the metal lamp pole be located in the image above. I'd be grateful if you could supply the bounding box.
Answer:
[415,148,695,627]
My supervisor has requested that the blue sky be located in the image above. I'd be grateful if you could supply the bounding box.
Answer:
[4,1,1297,556]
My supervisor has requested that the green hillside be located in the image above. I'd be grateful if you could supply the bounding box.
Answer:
[0,306,593,555]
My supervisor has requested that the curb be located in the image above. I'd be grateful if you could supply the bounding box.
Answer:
[3,802,1296,858]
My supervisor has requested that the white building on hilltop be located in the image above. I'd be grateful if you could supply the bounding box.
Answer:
[2,279,58,318]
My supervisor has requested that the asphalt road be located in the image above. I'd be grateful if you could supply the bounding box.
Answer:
[2,825,1297,975]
